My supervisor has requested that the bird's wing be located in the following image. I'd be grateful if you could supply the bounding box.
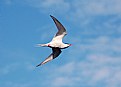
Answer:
[50,15,67,42]
[36,48,61,67]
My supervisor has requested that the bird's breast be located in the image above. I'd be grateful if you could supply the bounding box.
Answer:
[49,42,63,48]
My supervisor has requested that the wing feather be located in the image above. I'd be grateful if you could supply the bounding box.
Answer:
[50,15,67,37]
[36,48,61,67]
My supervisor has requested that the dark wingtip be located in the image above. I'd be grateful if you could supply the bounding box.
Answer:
[50,15,55,19]
[36,65,39,67]
[50,15,53,17]
[36,64,41,67]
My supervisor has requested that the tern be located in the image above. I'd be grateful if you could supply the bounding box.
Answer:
[36,15,71,67]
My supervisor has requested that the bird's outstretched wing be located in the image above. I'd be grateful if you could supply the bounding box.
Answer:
[36,48,61,67]
[50,15,67,42]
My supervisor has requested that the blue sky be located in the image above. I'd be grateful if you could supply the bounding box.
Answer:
[0,0,121,87]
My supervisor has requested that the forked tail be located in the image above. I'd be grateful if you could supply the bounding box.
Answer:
[36,44,48,47]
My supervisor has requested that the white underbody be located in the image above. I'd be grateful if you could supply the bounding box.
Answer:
[38,34,69,49]
[48,41,67,48]
[48,34,69,48]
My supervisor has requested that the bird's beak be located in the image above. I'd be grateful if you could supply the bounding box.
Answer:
[69,44,72,46]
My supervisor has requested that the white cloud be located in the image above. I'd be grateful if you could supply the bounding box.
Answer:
[78,36,121,55]
[41,36,121,87]
[2,1,121,87]
[3,81,34,87]
[4,0,12,5]
[25,0,70,15]
[40,0,70,15]
[51,77,72,87]
[70,0,121,17]
[36,0,121,15]
[55,62,75,75]
[47,55,121,87]
[107,71,121,87]
[11,0,121,36]
[2,35,118,87]
[14,0,121,24]
[0,63,19,75]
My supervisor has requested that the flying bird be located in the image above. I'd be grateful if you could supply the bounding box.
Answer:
[36,15,71,67]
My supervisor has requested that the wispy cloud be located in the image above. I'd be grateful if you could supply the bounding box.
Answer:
[24,0,121,15]
[24,0,121,37]
[1,0,121,87]
[45,56,121,87]
[7,0,121,36]
[0,63,18,75]
[4,0,12,5]
[39,36,121,87]
[24,0,70,15]
[73,0,121,15]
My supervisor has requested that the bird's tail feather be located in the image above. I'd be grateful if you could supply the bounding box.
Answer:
[36,44,48,47]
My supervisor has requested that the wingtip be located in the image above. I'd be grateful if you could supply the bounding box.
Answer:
[50,15,53,17]
[36,64,41,67]
[36,62,44,67]
[50,15,55,19]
